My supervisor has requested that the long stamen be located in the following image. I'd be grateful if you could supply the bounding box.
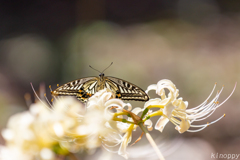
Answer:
[44,93,53,108]
[190,109,216,122]
[215,83,237,109]
[186,89,223,119]
[30,83,52,111]
[169,117,179,126]
[187,83,236,121]
[186,89,222,114]
[187,83,217,111]
[187,126,207,132]
[188,114,225,132]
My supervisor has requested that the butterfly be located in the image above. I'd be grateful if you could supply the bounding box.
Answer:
[51,63,149,102]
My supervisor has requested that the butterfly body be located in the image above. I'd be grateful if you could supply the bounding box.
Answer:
[51,73,149,102]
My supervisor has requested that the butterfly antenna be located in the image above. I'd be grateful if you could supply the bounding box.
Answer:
[101,62,113,73]
[89,65,101,73]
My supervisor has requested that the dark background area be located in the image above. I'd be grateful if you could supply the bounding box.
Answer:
[1,1,240,39]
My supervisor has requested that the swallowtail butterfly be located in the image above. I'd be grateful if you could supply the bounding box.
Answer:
[51,63,149,102]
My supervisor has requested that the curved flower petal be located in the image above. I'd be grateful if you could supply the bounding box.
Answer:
[156,79,178,100]
[144,119,153,131]
[145,84,157,94]
[163,103,176,118]
[155,116,169,132]
[98,92,113,107]
[105,99,128,109]
[144,98,170,110]
[144,98,161,109]
[175,118,190,133]
[131,108,142,115]
[118,126,133,159]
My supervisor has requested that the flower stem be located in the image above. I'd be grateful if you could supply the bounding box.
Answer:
[112,117,135,124]
[139,123,165,160]
[138,122,148,133]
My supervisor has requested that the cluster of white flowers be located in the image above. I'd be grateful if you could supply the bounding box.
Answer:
[0,101,59,160]
[0,79,235,160]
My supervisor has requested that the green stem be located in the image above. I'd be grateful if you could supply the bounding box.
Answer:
[138,122,149,134]
[112,117,135,124]
[141,108,149,119]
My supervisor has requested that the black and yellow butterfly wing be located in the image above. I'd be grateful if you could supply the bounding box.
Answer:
[51,77,99,102]
[105,77,149,101]
[51,76,149,102]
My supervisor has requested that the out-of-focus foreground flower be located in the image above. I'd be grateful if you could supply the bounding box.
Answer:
[0,89,121,160]
[1,101,60,160]
[0,80,236,160]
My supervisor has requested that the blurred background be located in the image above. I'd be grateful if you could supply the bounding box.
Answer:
[0,0,240,160]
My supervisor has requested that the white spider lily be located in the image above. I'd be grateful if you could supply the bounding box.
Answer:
[85,89,133,156]
[145,79,236,133]
[88,89,152,159]
[104,97,153,159]
[92,89,134,159]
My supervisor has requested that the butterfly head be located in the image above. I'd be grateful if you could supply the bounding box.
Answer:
[99,73,105,81]
[99,73,105,78]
